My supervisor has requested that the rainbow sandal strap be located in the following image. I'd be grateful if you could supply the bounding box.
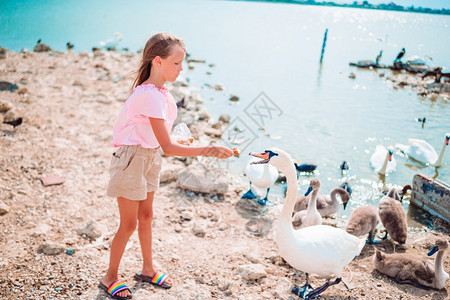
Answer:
[151,271,169,286]
[107,280,129,297]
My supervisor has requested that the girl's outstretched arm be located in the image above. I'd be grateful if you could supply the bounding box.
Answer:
[150,117,233,159]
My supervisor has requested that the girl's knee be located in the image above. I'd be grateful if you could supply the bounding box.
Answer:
[118,220,137,234]
[138,212,153,225]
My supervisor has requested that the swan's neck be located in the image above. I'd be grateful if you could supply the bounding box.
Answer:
[330,188,342,204]
[434,250,447,285]
[379,152,389,174]
[306,189,319,215]
[279,163,298,228]
[434,140,447,167]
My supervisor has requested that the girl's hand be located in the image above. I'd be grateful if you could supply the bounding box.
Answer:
[208,146,234,159]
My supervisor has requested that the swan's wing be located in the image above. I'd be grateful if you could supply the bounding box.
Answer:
[268,165,279,183]
[370,145,386,170]
[245,162,264,180]
[293,195,308,212]
[408,139,438,163]
[245,158,278,187]
[293,225,364,275]
[395,143,410,154]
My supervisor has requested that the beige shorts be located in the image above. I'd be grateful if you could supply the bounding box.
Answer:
[106,145,162,200]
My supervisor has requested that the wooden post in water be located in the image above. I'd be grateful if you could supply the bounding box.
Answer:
[319,28,328,64]
[410,174,450,223]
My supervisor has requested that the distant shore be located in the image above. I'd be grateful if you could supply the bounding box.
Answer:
[231,0,450,15]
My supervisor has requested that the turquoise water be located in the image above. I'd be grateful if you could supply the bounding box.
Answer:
[1,0,449,225]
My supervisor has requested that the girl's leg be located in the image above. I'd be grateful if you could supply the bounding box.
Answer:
[102,197,139,298]
[138,192,172,285]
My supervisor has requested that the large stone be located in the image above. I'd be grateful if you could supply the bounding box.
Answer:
[177,162,229,194]
[37,242,65,255]
[238,264,267,280]
[0,82,18,93]
[77,220,103,240]
[160,162,184,183]
[34,42,52,52]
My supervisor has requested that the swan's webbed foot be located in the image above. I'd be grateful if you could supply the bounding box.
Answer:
[367,232,381,244]
[292,283,315,299]
[257,197,269,205]
[305,278,342,299]
[242,189,257,199]
[394,276,430,290]
[366,238,381,244]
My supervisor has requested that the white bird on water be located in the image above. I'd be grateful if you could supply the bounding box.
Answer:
[370,145,396,175]
[249,148,365,299]
[395,133,449,167]
[99,32,123,50]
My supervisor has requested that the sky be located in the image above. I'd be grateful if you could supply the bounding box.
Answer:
[317,0,450,10]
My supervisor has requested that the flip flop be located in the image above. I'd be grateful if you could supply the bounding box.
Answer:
[98,280,132,300]
[134,271,172,289]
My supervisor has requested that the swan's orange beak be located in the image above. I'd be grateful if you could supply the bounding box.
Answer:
[249,151,270,164]
[388,150,393,161]
[445,135,449,145]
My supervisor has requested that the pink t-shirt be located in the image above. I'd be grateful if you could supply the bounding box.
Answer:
[111,84,177,148]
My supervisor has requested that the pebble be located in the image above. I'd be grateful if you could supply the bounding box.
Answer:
[0,200,10,215]
[181,211,194,221]
[218,222,228,231]
[238,264,267,280]
[229,95,239,102]
[192,222,207,237]
[65,248,76,255]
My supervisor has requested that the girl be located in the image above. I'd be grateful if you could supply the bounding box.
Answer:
[99,33,233,299]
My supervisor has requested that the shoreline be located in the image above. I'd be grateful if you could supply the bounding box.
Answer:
[230,0,450,16]
[0,48,449,299]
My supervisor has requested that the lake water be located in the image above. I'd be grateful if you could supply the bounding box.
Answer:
[1,0,449,227]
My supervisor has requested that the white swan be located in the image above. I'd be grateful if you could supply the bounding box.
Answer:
[242,156,278,205]
[395,133,449,167]
[250,149,365,299]
[370,145,396,175]
[291,178,322,229]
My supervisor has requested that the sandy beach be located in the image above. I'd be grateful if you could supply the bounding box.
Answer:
[0,48,449,300]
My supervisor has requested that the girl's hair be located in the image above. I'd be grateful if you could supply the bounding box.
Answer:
[132,33,186,90]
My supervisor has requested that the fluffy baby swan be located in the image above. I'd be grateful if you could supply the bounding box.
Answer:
[374,239,449,289]
[292,178,322,229]
[378,187,408,249]
[293,186,350,217]
[345,206,380,244]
